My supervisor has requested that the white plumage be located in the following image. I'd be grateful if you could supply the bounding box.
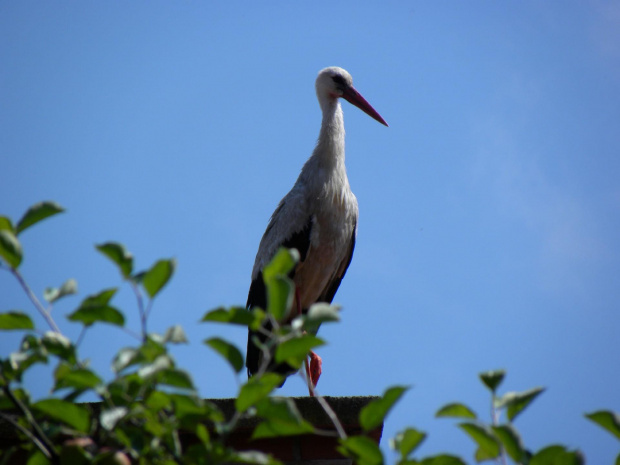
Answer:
[246,67,387,392]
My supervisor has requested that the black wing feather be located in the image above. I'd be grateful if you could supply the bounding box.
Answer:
[281,218,312,262]
[245,217,313,380]
[317,224,356,304]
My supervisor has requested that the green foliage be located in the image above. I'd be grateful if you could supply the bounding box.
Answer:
[339,436,384,465]
[0,229,22,268]
[479,369,505,394]
[68,304,125,327]
[495,386,545,422]
[275,334,324,369]
[458,422,501,461]
[431,372,592,465]
[142,259,176,298]
[96,242,133,278]
[31,398,91,433]
[529,446,584,465]
[204,337,244,373]
[0,201,616,465]
[360,385,409,432]
[43,278,78,303]
[236,373,283,413]
[436,403,477,420]
[262,248,298,321]
[390,427,427,458]
[491,424,526,463]
[0,311,34,330]
[15,201,65,235]
[293,302,340,333]
[251,397,314,439]
[585,410,620,440]
[203,306,266,342]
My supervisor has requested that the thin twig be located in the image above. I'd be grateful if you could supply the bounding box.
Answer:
[1,384,59,462]
[220,410,243,442]
[255,319,347,440]
[11,268,61,333]
[128,281,147,341]
[74,326,88,349]
[143,299,154,322]
[0,411,51,458]
[297,371,347,439]
[491,394,508,465]
[120,326,142,341]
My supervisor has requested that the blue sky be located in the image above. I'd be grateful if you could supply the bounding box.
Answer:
[1,1,619,462]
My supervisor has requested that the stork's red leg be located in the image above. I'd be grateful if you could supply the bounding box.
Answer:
[296,286,321,397]
[309,350,322,387]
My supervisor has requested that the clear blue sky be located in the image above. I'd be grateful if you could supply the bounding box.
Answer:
[2,2,619,462]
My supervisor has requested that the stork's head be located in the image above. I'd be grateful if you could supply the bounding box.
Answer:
[315,67,388,126]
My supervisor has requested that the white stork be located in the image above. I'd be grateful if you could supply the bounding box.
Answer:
[246,66,388,395]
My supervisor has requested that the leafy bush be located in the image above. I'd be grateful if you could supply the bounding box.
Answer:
[0,202,618,464]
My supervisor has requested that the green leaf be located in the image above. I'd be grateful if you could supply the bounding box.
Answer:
[15,201,64,235]
[266,275,294,322]
[111,347,140,373]
[100,406,128,430]
[0,216,13,232]
[479,369,506,393]
[163,325,188,344]
[146,391,171,410]
[496,387,545,421]
[0,230,22,268]
[194,423,210,445]
[142,258,176,298]
[138,355,172,378]
[32,398,90,432]
[338,436,384,465]
[81,288,117,306]
[275,334,324,370]
[96,242,133,278]
[262,248,299,322]
[54,363,103,391]
[25,449,50,465]
[204,337,244,373]
[171,394,215,422]
[159,368,194,389]
[236,373,284,412]
[491,424,526,462]
[0,311,34,330]
[0,388,30,410]
[418,455,467,465]
[262,247,299,282]
[458,422,500,461]
[294,303,340,333]
[42,331,76,363]
[43,278,78,303]
[68,305,125,327]
[5,338,48,381]
[60,442,91,465]
[225,450,281,465]
[252,397,314,439]
[201,306,257,326]
[360,385,409,432]
[530,445,584,465]
[390,427,427,458]
[436,402,477,419]
[585,410,620,440]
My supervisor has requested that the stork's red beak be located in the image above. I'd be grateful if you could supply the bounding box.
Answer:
[342,86,389,127]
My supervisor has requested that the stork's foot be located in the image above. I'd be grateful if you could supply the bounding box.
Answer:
[305,350,322,397]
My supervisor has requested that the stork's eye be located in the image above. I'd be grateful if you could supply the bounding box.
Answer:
[331,75,346,87]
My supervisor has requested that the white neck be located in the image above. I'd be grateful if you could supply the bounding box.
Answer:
[294,96,350,194]
[313,98,346,166]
